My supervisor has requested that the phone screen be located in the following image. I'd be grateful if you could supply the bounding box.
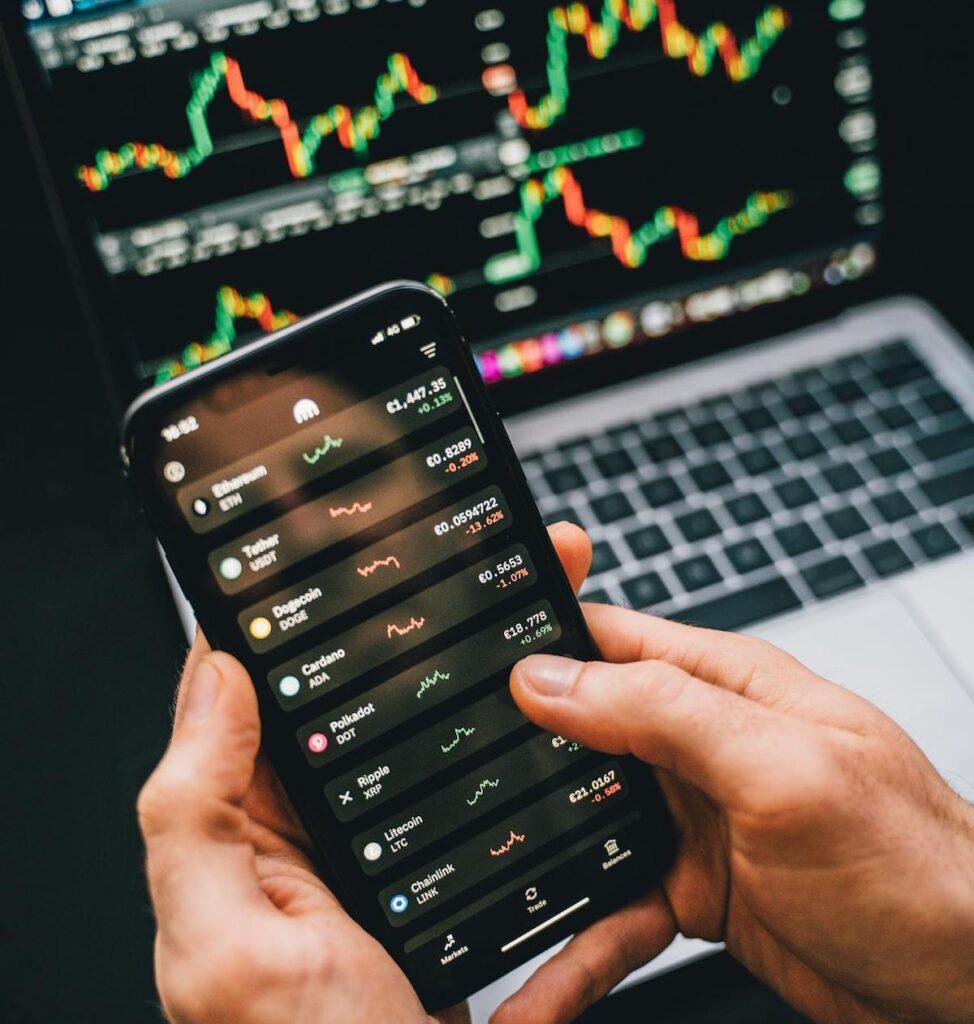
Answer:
[124,283,674,1008]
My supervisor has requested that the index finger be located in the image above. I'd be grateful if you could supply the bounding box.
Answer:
[580,602,869,727]
[581,601,788,689]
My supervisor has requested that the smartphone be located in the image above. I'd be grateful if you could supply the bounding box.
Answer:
[123,281,675,1009]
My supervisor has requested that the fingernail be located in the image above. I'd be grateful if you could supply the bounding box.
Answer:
[184,657,221,721]
[516,655,581,697]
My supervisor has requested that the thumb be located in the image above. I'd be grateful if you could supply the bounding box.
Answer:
[138,652,267,943]
[511,654,813,810]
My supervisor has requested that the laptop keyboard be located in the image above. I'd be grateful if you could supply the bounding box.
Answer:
[520,340,974,631]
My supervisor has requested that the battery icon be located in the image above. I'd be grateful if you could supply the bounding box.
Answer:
[400,314,422,331]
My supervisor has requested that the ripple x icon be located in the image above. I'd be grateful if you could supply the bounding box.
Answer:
[389,894,409,914]
[163,461,185,483]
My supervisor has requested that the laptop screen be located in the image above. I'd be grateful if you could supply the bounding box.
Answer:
[10,0,880,396]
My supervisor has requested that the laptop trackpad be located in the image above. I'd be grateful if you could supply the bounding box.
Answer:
[757,591,974,802]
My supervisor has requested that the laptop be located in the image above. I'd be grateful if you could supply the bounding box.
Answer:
[5,1,972,1017]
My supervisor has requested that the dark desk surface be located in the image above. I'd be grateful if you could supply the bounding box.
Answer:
[2,6,973,1018]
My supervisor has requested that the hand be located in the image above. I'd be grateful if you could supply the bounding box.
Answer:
[137,636,469,1024]
[496,525,974,1024]
[137,525,594,1024]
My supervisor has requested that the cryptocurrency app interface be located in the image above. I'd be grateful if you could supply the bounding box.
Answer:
[136,297,665,997]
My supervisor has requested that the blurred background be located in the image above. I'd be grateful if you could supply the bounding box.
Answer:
[2,3,973,1021]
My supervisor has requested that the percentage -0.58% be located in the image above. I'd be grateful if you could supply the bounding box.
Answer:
[569,769,623,806]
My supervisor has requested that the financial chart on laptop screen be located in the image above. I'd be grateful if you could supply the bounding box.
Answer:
[14,0,880,393]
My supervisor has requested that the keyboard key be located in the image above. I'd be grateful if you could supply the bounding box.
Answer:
[863,539,913,578]
[776,478,818,509]
[674,555,722,592]
[625,525,671,560]
[692,420,731,447]
[836,353,871,378]
[644,434,684,463]
[594,449,636,479]
[622,572,671,609]
[803,556,864,599]
[786,432,826,460]
[738,446,778,476]
[557,437,593,460]
[738,405,777,432]
[791,367,829,393]
[544,465,586,494]
[877,404,914,430]
[675,509,721,543]
[726,493,771,526]
[869,339,915,368]
[640,477,683,508]
[872,492,916,523]
[606,420,639,439]
[875,359,930,389]
[543,506,585,528]
[582,587,612,605]
[775,523,822,557]
[916,423,974,462]
[868,448,910,477]
[827,378,867,404]
[690,462,732,492]
[921,466,974,506]
[785,393,822,417]
[822,463,865,494]
[912,524,960,560]
[679,577,801,630]
[831,418,870,445]
[590,492,635,524]
[590,541,621,575]
[960,512,974,540]
[824,507,870,540]
[920,390,960,416]
[725,538,772,574]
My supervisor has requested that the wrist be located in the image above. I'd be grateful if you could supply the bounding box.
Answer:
[896,795,974,1024]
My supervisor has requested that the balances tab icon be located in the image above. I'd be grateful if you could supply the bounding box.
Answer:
[420,342,437,360]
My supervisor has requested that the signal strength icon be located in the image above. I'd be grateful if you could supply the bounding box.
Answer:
[420,342,437,360]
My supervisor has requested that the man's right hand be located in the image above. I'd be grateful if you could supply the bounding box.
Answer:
[496,526,974,1024]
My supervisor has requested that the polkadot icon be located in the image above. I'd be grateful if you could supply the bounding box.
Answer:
[307,732,328,754]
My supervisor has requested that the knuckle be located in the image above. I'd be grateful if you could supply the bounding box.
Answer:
[634,660,688,710]
[746,733,850,822]
[136,771,182,840]
[158,960,221,1024]
[161,941,270,1024]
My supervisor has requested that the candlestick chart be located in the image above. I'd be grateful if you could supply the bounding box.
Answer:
[18,0,876,391]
